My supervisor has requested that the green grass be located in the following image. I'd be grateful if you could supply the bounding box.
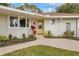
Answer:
[3,45,79,56]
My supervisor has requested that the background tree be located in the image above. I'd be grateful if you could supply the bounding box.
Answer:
[0,3,10,6]
[56,3,79,13]
[17,3,42,13]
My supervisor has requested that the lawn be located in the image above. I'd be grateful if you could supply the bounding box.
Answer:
[4,45,79,56]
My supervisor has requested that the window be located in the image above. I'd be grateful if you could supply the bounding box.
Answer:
[27,18,29,27]
[10,16,18,27]
[20,18,26,27]
[66,23,71,31]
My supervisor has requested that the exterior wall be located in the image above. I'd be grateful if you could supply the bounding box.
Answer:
[7,28,28,38]
[0,15,7,36]
[0,14,78,38]
[44,18,76,37]
[0,15,31,38]
[0,14,40,38]
[59,18,76,37]
[7,16,29,38]
[44,19,59,36]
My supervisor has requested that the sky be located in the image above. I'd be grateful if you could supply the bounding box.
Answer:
[11,3,62,12]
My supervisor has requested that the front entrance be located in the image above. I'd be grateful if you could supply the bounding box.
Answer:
[37,20,44,35]
[30,19,44,35]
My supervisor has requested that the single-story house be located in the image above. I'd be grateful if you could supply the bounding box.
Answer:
[0,5,79,38]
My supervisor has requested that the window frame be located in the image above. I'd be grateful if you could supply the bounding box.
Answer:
[9,16,19,28]
[19,18,26,28]
[8,16,30,28]
[66,23,71,31]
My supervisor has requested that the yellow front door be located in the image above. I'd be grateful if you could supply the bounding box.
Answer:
[37,20,44,35]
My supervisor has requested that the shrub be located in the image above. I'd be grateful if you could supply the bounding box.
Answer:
[0,35,7,41]
[48,31,52,36]
[0,35,8,45]
[44,31,53,38]
[22,33,26,39]
[54,36,62,38]
[28,35,37,40]
[13,36,18,40]
[63,30,74,39]
[28,35,34,38]
[8,34,13,40]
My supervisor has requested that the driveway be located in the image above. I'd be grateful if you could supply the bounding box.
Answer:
[0,36,79,55]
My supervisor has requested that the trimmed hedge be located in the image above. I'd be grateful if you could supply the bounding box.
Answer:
[63,30,74,39]
[0,35,7,41]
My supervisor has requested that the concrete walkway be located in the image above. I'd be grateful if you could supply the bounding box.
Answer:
[0,36,79,55]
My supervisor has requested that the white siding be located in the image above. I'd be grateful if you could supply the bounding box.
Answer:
[59,18,76,36]
[0,15,7,36]
[7,28,28,38]
[44,18,76,37]
[0,14,78,38]
[44,19,59,36]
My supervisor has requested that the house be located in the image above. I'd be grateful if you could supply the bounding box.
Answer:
[0,5,79,38]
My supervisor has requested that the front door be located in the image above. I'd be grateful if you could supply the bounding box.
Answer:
[37,20,44,35]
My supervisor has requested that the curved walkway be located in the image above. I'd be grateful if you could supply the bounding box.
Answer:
[0,36,79,55]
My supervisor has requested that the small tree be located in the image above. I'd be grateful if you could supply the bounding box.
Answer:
[22,33,26,39]
[0,3,10,6]
[8,34,13,40]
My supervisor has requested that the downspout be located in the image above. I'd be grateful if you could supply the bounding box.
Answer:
[6,15,8,37]
[58,18,60,36]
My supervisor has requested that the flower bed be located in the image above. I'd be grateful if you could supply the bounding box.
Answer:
[0,34,37,47]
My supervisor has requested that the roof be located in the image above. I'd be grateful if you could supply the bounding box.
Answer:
[42,13,79,16]
[0,5,43,16]
[41,13,79,18]
[0,5,44,19]
[0,5,79,18]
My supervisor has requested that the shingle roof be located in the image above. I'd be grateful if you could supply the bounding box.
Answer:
[42,13,79,16]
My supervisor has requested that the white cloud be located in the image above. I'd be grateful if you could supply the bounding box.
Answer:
[43,8,53,12]
[42,3,63,13]
[46,3,63,7]
[48,8,53,12]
